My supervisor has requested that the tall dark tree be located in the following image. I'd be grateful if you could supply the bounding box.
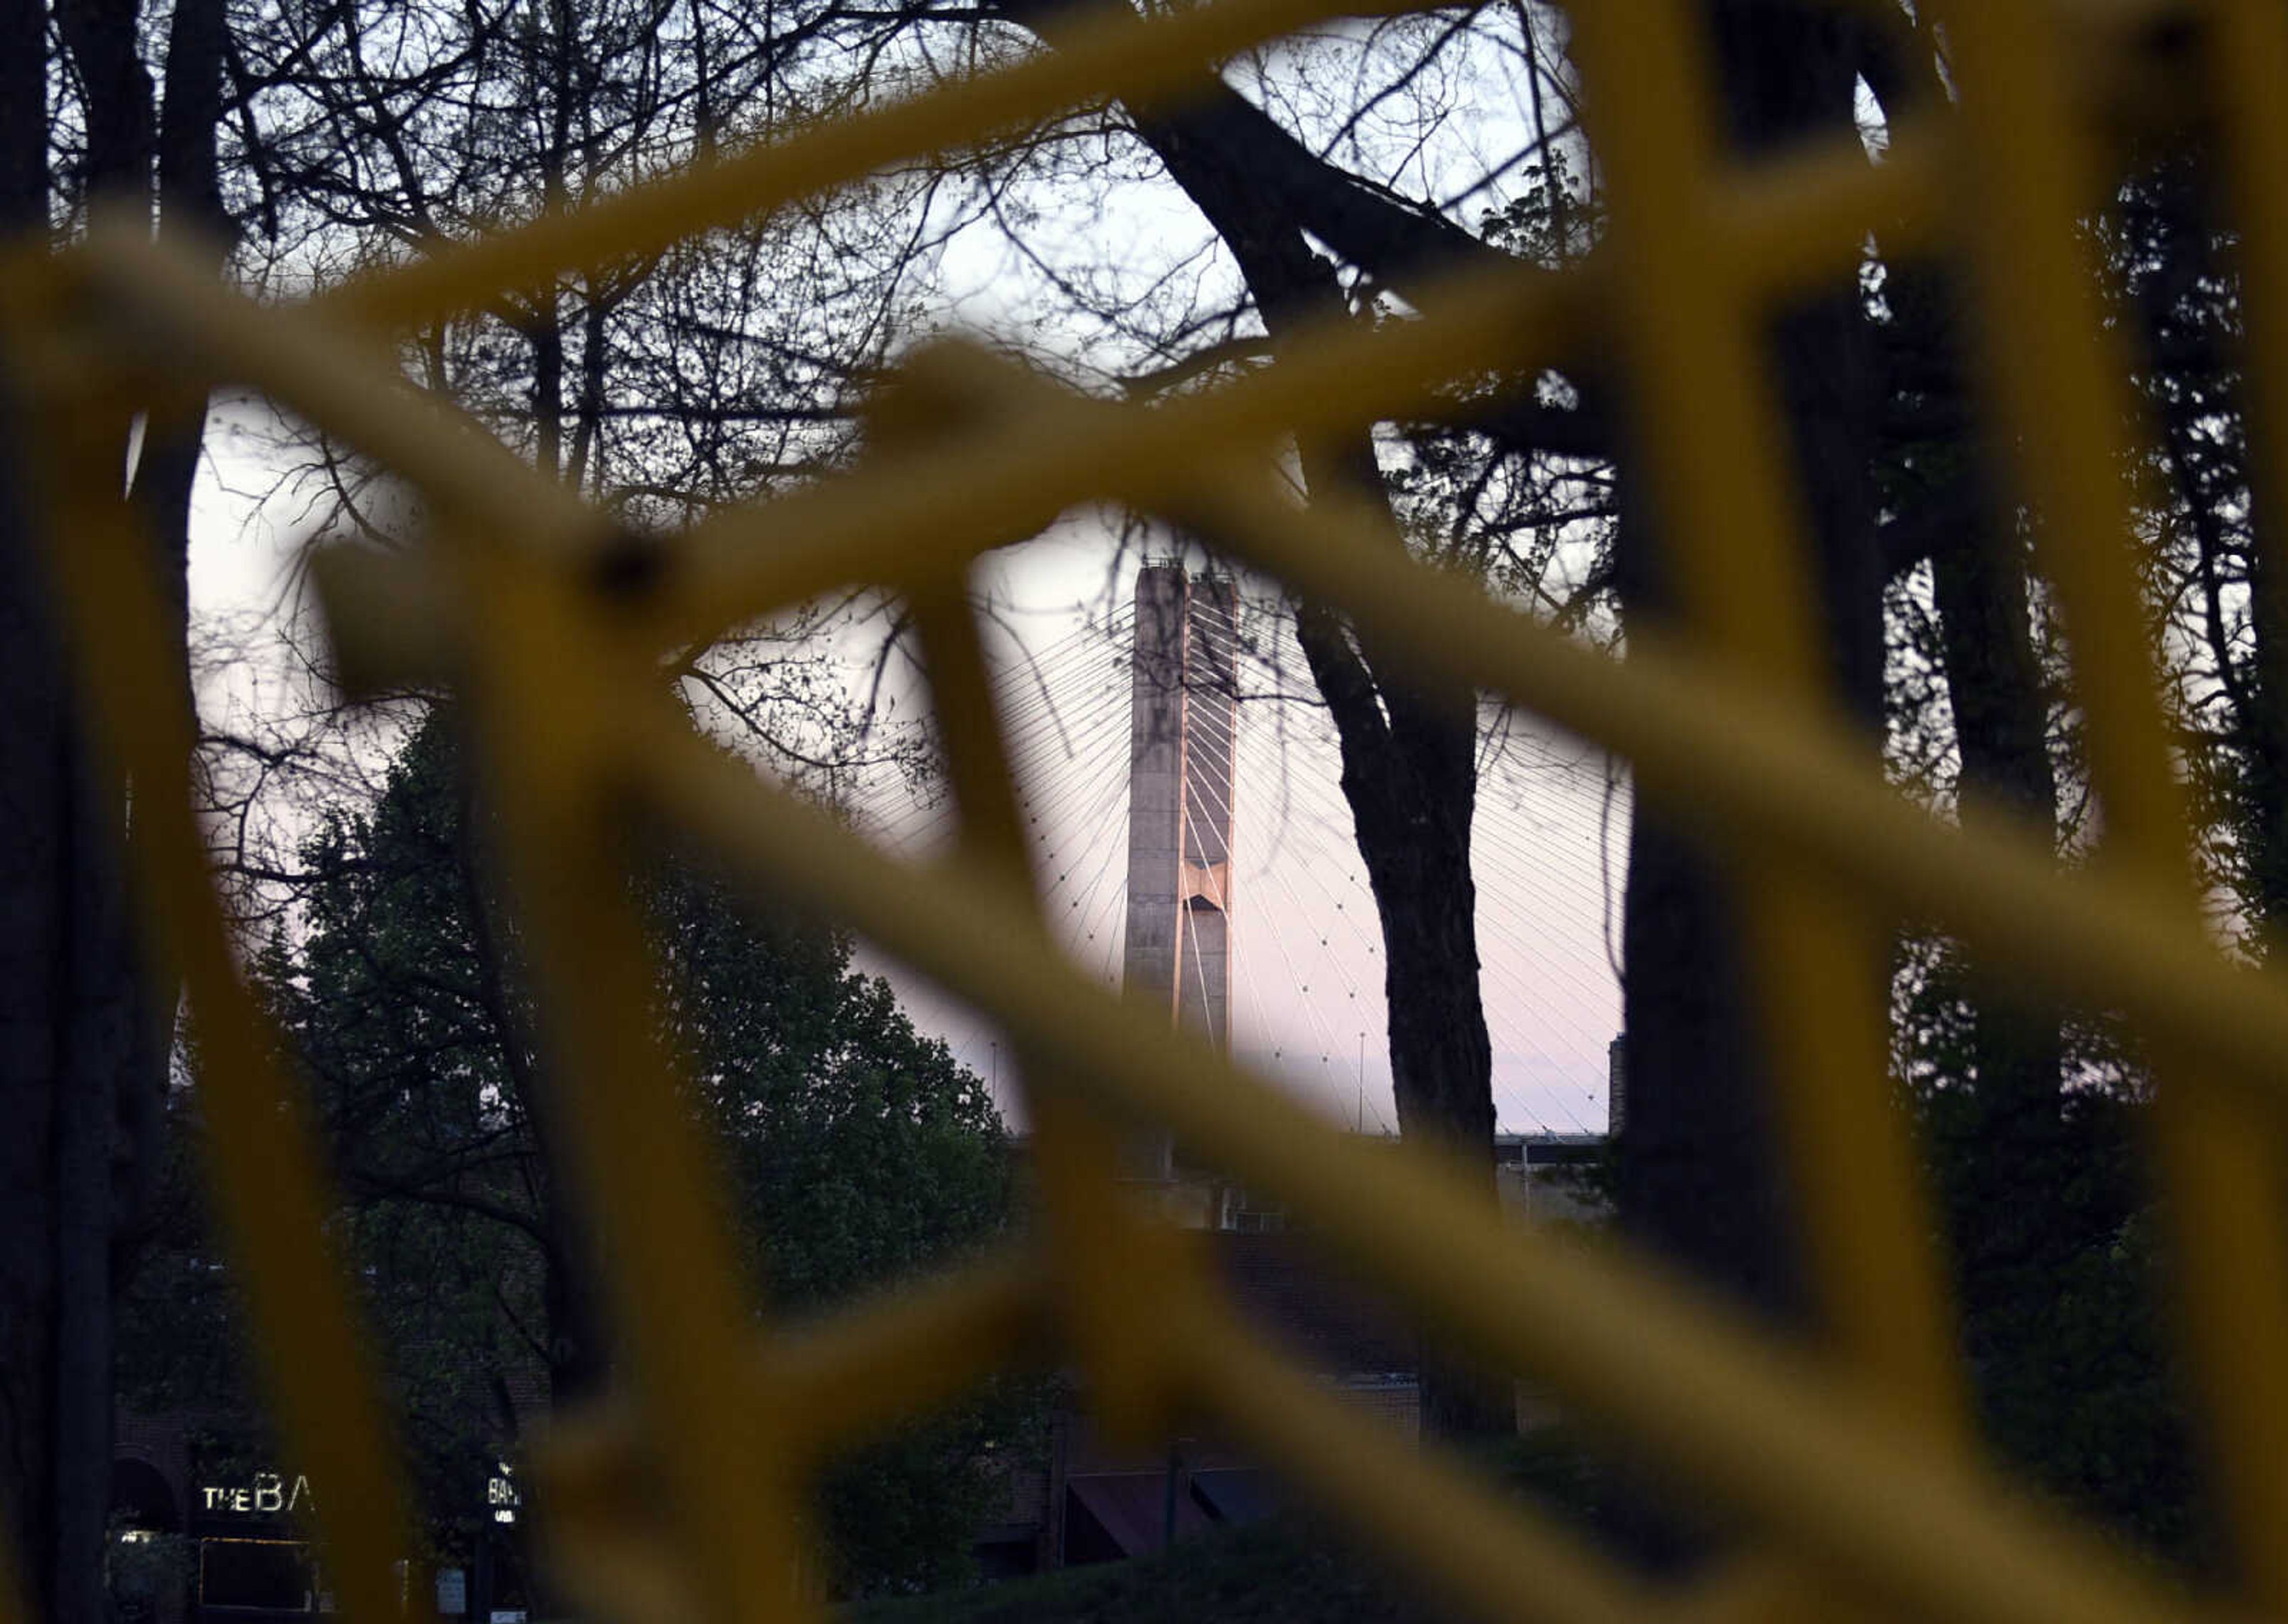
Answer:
[1596,3,1879,1335]
[254,710,1019,1592]
[0,5,230,1620]
[1872,241,2100,1491]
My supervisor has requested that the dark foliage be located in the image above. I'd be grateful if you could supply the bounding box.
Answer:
[127,709,1031,1595]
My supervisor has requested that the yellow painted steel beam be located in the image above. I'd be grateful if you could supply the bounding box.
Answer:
[1178,1294,1659,1624]
[904,567,1199,1448]
[70,221,610,578]
[537,1247,1048,1528]
[1167,463,2288,1107]
[1564,0,1963,1435]
[135,183,2288,1169]
[653,334,2288,1140]
[456,551,808,1624]
[313,0,1424,337]
[758,1246,1046,1461]
[614,128,1941,659]
[546,1226,1662,1624]
[259,279,2288,1218]
[292,336,2288,1158]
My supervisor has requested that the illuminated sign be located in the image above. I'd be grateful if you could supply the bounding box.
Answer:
[199,1473,313,1517]
[486,1463,520,1526]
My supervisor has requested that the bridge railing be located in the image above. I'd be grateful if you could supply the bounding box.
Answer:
[8,2,2287,1622]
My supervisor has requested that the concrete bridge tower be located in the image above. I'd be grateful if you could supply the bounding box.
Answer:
[1121,562,1239,1180]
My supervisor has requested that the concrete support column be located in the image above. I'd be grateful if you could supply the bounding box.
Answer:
[1120,564,1189,1180]
[1120,563,1239,1183]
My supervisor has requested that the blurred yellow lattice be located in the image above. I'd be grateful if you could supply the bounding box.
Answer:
[11,3,2288,1623]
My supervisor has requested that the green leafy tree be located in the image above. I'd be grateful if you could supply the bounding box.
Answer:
[1892,939,2204,1558]
[132,708,1024,1594]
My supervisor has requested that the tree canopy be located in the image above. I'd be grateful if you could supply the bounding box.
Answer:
[129,708,1022,1595]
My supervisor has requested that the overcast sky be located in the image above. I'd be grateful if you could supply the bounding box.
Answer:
[188,441,1624,1141]
[842,524,1625,1137]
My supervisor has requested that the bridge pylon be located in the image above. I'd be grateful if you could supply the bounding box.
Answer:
[1120,560,1239,1182]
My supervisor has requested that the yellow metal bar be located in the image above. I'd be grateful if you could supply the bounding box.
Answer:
[1565,0,1962,1432]
[0,303,416,1624]
[763,1247,1048,1458]
[638,261,1532,646]
[540,1246,1047,1525]
[563,1207,1658,1624]
[636,129,1939,657]
[315,0,1420,336]
[73,219,815,1624]
[42,9,2288,1622]
[1714,111,1945,295]
[626,699,2211,1624]
[74,223,609,575]
[82,214,1591,657]
[1565,0,1823,696]
[1921,26,2178,842]
[1178,1295,1658,1624]
[904,567,1193,1446]
[459,553,806,1624]
[1931,0,2288,1602]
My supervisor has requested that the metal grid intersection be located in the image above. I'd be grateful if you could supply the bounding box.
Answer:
[7,1,2287,1622]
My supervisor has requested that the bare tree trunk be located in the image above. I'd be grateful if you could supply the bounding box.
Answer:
[122,0,230,1283]
[1928,521,2068,1275]
[0,492,140,1624]
[13,8,156,1620]
[0,425,71,1624]
[1117,89,1511,1446]
[56,746,141,1624]
[0,432,140,1624]
[0,2,66,1604]
[1615,0,1876,1332]
[11,9,225,1616]
[453,742,611,1405]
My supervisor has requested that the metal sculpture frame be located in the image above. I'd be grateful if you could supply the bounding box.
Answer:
[6,1,2286,1621]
